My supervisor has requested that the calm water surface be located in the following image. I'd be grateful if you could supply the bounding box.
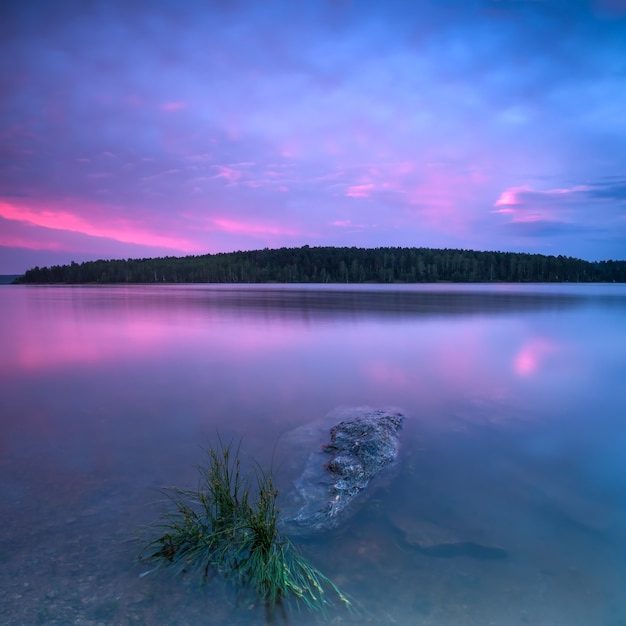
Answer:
[1,284,626,625]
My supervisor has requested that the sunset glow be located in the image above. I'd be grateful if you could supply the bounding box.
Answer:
[0,201,202,253]
[1,1,625,273]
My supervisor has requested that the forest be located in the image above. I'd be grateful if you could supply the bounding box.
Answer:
[13,245,626,284]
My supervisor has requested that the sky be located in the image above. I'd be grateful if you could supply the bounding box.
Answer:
[1,0,625,274]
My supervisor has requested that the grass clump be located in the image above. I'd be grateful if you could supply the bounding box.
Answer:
[139,440,351,613]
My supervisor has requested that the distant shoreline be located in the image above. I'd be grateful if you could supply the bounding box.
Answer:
[0,275,20,285]
[10,245,626,284]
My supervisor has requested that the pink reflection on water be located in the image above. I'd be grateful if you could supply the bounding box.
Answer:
[362,361,412,388]
[2,289,190,374]
[357,321,517,418]
[513,338,557,377]
[2,287,321,377]
[7,314,175,374]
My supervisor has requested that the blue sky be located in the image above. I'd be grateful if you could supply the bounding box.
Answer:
[1,0,625,273]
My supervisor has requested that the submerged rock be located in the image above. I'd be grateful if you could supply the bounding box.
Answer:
[279,408,405,536]
[386,510,508,559]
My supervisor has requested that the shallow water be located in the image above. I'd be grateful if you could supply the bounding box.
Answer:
[1,283,626,625]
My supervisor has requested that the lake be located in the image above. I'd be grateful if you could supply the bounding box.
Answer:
[1,283,626,625]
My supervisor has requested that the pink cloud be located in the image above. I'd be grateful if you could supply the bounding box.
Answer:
[495,184,591,211]
[209,162,290,191]
[212,217,297,237]
[345,183,375,198]
[0,231,64,251]
[0,199,202,252]
[405,166,487,236]
[330,219,372,230]
[185,153,213,163]
[492,184,591,225]
[494,186,532,207]
[212,165,243,182]
[160,102,186,111]
[396,161,416,175]
[324,159,490,238]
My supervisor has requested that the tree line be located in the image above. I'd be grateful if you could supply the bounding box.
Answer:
[13,245,626,284]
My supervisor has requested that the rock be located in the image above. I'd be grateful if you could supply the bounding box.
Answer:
[388,515,461,549]
[387,508,508,560]
[279,408,405,536]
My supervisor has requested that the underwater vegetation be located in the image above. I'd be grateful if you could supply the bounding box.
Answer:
[139,440,351,614]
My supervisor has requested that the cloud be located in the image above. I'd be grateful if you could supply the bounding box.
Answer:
[160,102,186,112]
[329,219,373,230]
[494,185,592,210]
[211,218,298,238]
[1,0,625,270]
[494,182,626,219]
[492,181,626,246]
[493,185,582,228]
[212,165,244,183]
[0,200,202,252]
[345,183,375,198]
[0,229,64,252]
[585,178,626,201]
[0,215,207,274]
[502,219,584,238]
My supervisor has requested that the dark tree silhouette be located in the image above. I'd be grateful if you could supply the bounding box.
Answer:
[13,246,626,284]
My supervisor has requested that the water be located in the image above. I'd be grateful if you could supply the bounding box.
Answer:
[1,283,626,625]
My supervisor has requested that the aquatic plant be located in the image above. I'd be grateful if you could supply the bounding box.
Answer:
[139,440,351,613]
